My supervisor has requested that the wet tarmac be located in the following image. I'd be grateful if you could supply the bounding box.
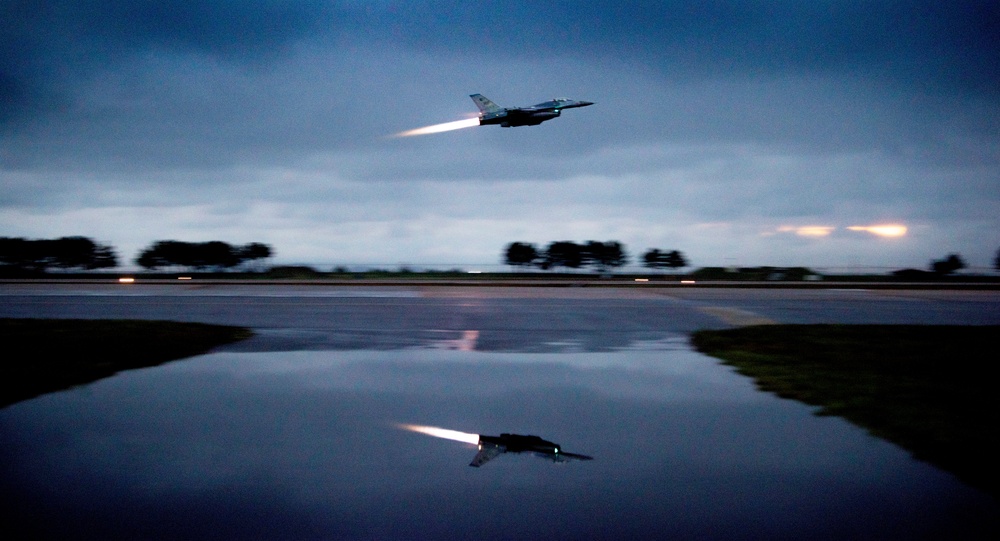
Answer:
[3,284,999,351]
[2,284,998,539]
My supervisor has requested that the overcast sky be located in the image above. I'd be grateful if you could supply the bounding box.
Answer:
[3,1,998,271]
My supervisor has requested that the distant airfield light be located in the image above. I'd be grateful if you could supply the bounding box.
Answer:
[177,276,192,280]
[397,424,480,445]
[778,225,834,237]
[634,278,649,282]
[394,117,480,137]
[681,280,696,284]
[467,270,483,274]
[848,224,907,237]
[118,277,135,283]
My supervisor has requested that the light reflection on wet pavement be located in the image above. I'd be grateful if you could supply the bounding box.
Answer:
[4,344,999,539]
[2,285,999,539]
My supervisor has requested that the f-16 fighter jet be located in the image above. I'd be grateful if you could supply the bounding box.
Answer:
[470,433,594,467]
[470,94,594,127]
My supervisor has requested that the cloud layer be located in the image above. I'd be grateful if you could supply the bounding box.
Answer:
[2,1,998,270]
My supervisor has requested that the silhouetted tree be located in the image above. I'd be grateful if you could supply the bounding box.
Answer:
[48,237,118,270]
[930,253,966,275]
[583,240,628,273]
[542,241,585,270]
[642,248,665,270]
[236,242,273,271]
[994,248,1000,272]
[642,248,688,272]
[237,242,272,262]
[198,241,239,269]
[136,240,271,271]
[664,250,688,271]
[504,242,540,269]
[136,241,185,270]
[0,237,42,272]
[0,236,117,273]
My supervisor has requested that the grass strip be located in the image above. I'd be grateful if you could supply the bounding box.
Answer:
[691,324,999,498]
[1,318,253,408]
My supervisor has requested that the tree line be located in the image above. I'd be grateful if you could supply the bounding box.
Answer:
[0,236,273,274]
[0,236,118,273]
[892,253,970,279]
[503,241,689,272]
[2,235,998,276]
[135,241,272,271]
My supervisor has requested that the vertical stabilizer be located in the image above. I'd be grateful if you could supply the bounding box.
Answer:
[470,94,503,114]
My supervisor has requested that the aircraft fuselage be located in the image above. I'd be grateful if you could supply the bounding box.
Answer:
[470,433,593,466]
[471,94,593,128]
[480,433,560,453]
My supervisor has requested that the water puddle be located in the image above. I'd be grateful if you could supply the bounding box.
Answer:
[3,345,996,539]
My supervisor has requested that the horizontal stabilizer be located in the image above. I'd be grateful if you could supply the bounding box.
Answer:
[470,443,504,467]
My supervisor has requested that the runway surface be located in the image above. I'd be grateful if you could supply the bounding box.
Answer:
[4,283,999,540]
[2,283,998,352]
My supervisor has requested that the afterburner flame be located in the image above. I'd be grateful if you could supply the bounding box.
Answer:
[394,118,480,137]
[848,224,907,237]
[397,424,480,445]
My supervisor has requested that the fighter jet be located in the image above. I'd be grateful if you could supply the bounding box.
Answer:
[470,94,594,127]
[470,433,594,467]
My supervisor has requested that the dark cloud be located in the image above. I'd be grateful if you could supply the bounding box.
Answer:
[6,1,998,98]
[3,0,334,61]
[1,0,337,123]
[1,1,997,268]
[4,0,995,167]
[347,1,1000,91]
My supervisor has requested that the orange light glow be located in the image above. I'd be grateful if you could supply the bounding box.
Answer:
[397,424,480,445]
[848,224,907,237]
[393,118,480,137]
[778,225,834,237]
[118,277,135,283]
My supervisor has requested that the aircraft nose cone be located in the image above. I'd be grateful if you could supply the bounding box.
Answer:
[579,101,594,107]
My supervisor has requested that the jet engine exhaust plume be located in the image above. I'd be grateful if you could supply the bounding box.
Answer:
[397,423,480,445]
[393,118,480,137]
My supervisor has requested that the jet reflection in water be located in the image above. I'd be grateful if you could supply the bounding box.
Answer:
[398,424,593,467]
[431,330,479,351]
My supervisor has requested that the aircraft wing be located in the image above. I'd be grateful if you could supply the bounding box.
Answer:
[469,443,504,467]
